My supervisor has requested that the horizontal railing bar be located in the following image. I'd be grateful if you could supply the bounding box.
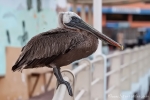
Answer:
[91,58,103,63]
[106,49,137,59]
[94,98,100,100]
[91,78,101,86]
[121,76,129,82]
[106,68,120,76]
[52,45,150,100]
[131,71,136,75]
[106,57,144,77]
[72,63,88,75]
[106,52,121,59]
[106,50,131,59]
[120,57,144,69]
[106,49,146,62]
[106,85,117,94]
[121,63,130,69]
[75,89,85,100]
[131,60,137,64]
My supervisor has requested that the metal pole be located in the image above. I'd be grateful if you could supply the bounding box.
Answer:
[93,1,106,100]
[93,0,102,57]
[101,54,107,100]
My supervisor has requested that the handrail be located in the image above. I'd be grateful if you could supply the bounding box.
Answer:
[72,63,88,75]
[53,60,91,100]
[52,77,69,100]
[75,89,85,100]
[91,78,101,86]
[52,69,75,100]
[52,44,150,100]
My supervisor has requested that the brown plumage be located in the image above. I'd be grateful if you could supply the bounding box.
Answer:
[12,28,98,71]
[12,12,123,96]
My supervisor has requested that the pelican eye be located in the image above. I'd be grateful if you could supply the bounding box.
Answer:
[71,16,81,23]
[64,16,82,27]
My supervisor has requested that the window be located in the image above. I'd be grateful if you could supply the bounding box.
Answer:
[106,14,128,21]
[132,15,150,21]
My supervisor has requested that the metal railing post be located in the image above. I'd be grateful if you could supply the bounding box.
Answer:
[101,54,107,100]
[73,59,92,100]
[52,44,150,100]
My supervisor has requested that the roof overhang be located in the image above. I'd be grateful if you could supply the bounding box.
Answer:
[67,0,150,5]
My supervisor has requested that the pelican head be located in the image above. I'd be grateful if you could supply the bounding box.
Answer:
[58,12,123,50]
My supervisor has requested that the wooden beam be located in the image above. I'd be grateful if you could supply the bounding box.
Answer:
[45,73,53,92]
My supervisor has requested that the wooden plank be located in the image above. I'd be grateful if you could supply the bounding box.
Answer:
[0,47,29,100]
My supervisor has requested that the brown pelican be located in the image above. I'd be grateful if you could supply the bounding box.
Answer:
[12,12,123,96]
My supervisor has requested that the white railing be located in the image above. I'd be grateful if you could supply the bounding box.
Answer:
[52,44,150,100]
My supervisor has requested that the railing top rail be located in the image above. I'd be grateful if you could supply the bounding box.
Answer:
[52,44,150,100]
[91,57,103,63]
[72,63,88,75]
[52,77,69,100]
[106,45,145,59]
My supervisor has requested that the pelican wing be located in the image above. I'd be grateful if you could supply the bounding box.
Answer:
[12,28,85,71]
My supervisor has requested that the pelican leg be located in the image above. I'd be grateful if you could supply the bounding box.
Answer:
[51,65,73,96]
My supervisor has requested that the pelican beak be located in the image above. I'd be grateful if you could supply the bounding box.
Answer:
[64,16,123,50]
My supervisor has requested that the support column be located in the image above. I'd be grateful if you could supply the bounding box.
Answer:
[93,0,102,57]
[72,0,76,13]
[88,5,93,26]
[81,5,86,21]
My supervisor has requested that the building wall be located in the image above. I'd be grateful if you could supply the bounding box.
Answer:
[70,2,150,28]
[104,2,150,28]
[102,14,150,28]
[0,47,29,100]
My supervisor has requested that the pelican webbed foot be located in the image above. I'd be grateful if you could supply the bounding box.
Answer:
[52,65,73,96]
